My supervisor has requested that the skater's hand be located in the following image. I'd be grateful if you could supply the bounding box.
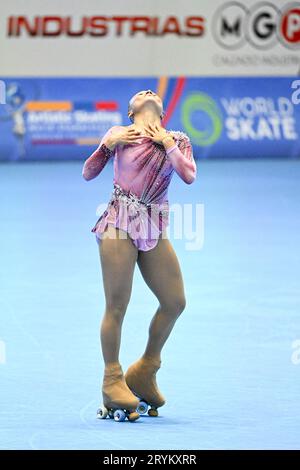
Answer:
[103,126,143,150]
[144,123,172,145]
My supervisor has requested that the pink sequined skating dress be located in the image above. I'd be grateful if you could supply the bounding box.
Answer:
[82,126,197,251]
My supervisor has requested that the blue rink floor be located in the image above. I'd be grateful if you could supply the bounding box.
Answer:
[0,159,299,450]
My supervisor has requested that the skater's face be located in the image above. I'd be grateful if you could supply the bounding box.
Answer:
[128,90,164,122]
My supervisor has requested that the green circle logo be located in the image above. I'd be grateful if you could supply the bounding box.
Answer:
[182,93,223,146]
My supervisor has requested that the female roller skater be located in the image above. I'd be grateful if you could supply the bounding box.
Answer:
[82,89,197,422]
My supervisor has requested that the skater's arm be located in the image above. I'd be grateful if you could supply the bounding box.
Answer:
[164,134,197,185]
[82,126,118,181]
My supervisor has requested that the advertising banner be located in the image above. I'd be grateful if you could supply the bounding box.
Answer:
[0,0,300,77]
[1,76,300,160]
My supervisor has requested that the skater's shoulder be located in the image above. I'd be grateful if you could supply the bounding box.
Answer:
[109,125,123,133]
[167,129,190,142]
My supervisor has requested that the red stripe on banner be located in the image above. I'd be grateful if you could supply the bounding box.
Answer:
[162,77,186,126]
[95,101,118,111]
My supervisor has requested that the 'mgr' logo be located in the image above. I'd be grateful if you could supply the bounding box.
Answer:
[0,80,6,104]
[212,1,300,50]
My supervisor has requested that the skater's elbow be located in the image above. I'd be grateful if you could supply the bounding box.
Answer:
[183,168,197,184]
[82,167,94,181]
[82,170,90,181]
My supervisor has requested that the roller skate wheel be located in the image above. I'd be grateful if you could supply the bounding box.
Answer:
[97,406,108,419]
[148,407,158,417]
[137,401,148,415]
[128,411,140,422]
[113,409,126,422]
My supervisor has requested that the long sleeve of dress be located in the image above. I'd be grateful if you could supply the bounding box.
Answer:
[165,135,197,184]
[82,127,116,181]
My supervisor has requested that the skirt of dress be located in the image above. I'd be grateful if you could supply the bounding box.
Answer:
[91,183,169,251]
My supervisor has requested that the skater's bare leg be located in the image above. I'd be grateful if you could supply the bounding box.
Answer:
[137,232,186,362]
[98,225,140,417]
[99,224,138,366]
[125,233,186,411]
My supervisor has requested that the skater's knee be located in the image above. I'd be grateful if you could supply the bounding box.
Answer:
[173,295,186,316]
[105,297,129,320]
[161,295,186,317]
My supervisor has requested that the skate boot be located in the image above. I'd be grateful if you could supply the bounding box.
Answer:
[97,362,140,422]
[125,356,166,417]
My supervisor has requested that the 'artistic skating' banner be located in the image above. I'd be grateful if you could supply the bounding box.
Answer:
[0,76,300,161]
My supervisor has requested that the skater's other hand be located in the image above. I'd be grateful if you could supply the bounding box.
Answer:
[104,126,143,149]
